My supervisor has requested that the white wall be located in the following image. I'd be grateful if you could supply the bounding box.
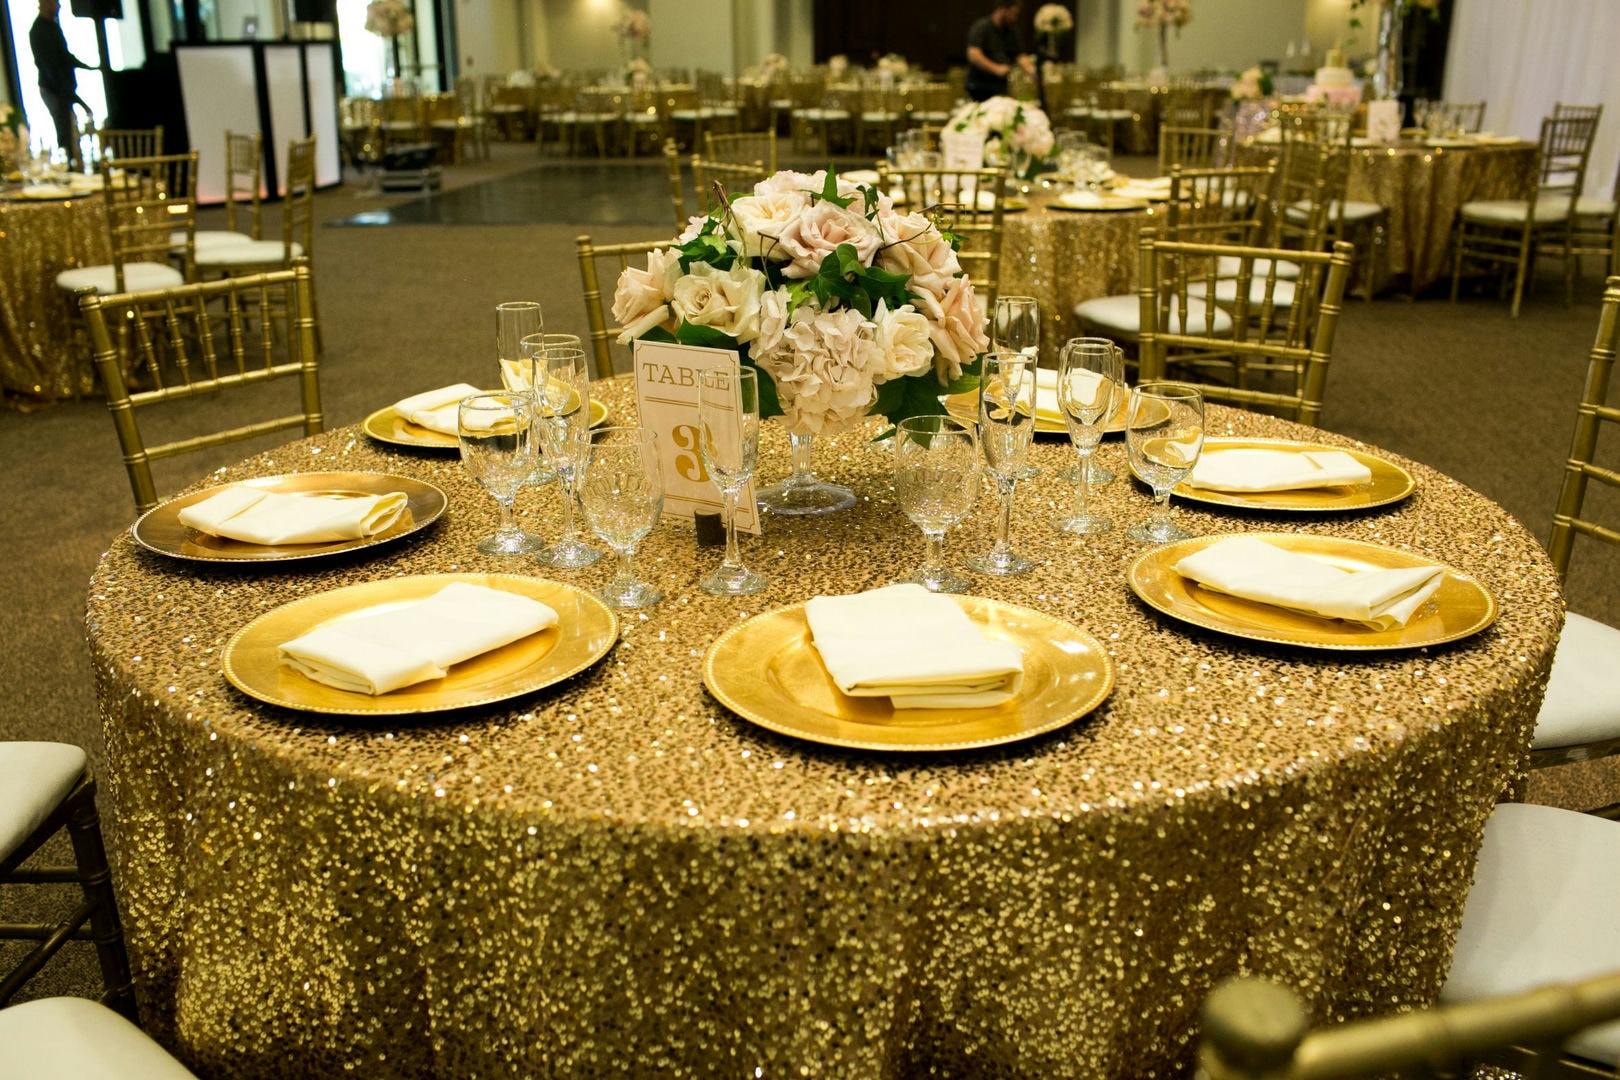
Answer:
[1114,0,1307,75]
[648,0,731,73]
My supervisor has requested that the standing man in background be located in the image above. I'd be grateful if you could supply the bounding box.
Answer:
[30,0,94,167]
[965,1,1036,102]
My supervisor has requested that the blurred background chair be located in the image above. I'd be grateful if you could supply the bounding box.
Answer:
[705,129,777,173]
[576,234,680,379]
[690,154,766,213]
[93,125,163,165]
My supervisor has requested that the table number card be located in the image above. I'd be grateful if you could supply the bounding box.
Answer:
[633,339,761,534]
[941,128,986,172]
[1366,100,1401,144]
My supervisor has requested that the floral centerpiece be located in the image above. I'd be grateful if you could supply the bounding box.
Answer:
[1034,4,1074,57]
[624,56,653,86]
[946,96,1055,180]
[612,167,987,510]
[614,9,651,41]
[364,0,414,80]
[0,104,23,173]
[826,54,849,80]
[877,53,909,78]
[1229,65,1273,101]
[1135,0,1190,73]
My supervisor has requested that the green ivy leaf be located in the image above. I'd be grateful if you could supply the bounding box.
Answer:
[674,322,737,350]
[816,166,855,209]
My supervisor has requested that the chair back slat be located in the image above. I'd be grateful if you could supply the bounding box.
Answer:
[691,155,766,212]
[876,164,1007,308]
[100,151,198,294]
[1549,275,1620,578]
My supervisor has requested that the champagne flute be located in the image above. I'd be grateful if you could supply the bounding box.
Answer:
[1125,381,1205,544]
[458,391,543,555]
[533,346,603,569]
[516,332,586,484]
[967,352,1037,575]
[893,415,979,594]
[577,426,664,609]
[1056,336,1122,488]
[1052,340,1124,535]
[495,301,543,391]
[698,367,766,596]
[993,296,1040,480]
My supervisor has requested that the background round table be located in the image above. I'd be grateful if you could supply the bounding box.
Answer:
[88,383,1562,1078]
[0,191,107,403]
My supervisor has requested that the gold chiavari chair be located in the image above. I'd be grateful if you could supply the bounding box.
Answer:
[1158,125,1228,175]
[1534,276,1620,804]
[1548,157,1620,280]
[340,95,383,168]
[576,234,680,380]
[705,129,777,173]
[1451,108,1602,316]
[876,163,1007,309]
[376,93,422,151]
[487,81,535,141]
[858,82,902,155]
[1161,86,1214,129]
[82,261,322,514]
[1136,229,1356,426]
[94,124,163,164]
[1447,100,1487,133]
[1200,963,1620,1079]
[57,151,197,300]
[188,130,262,253]
[663,139,688,230]
[695,69,741,137]
[421,90,474,164]
[0,741,136,1022]
[1086,84,1135,155]
[452,75,491,160]
[625,84,667,157]
[691,154,766,213]
[566,88,625,158]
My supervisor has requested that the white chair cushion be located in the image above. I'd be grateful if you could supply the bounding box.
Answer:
[194,240,300,269]
[0,742,86,862]
[1287,198,1385,222]
[1074,293,1233,336]
[0,996,199,1079]
[1532,611,1620,750]
[1458,196,1575,226]
[1441,803,1620,1066]
[1185,276,1297,308]
[55,262,184,295]
[1575,195,1617,217]
[1216,255,1300,281]
[181,229,254,251]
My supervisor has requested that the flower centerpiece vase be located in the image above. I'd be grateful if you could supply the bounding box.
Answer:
[756,430,855,515]
[1371,1,1404,102]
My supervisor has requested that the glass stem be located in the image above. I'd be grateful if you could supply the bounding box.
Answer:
[720,486,744,570]
[788,431,815,485]
[496,495,517,537]
[614,548,636,590]
[922,529,947,578]
[1074,449,1093,516]
[994,478,1016,552]
[558,470,578,539]
[1154,489,1173,531]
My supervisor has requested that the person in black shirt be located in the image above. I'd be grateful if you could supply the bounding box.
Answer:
[29,0,93,167]
[965,1,1035,102]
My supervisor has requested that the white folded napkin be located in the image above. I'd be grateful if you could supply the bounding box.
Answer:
[1187,449,1373,493]
[278,582,560,695]
[1059,190,1106,209]
[393,383,484,436]
[20,184,71,198]
[1174,536,1445,630]
[178,487,409,545]
[805,583,1024,709]
[1034,366,1111,426]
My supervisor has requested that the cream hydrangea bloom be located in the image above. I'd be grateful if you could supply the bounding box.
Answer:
[754,307,885,434]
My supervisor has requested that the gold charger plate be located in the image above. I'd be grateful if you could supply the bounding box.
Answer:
[364,397,610,449]
[1128,532,1497,651]
[942,388,1132,436]
[132,472,447,563]
[1051,193,1149,212]
[1171,437,1416,513]
[704,596,1114,752]
[223,573,620,716]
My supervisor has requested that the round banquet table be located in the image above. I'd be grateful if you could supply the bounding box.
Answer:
[87,381,1563,1078]
[0,190,108,403]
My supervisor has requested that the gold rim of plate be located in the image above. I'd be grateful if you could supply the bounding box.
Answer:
[222,573,620,716]
[131,472,448,563]
[363,397,610,449]
[1127,532,1497,651]
[703,596,1115,752]
[942,389,1130,436]
[1171,437,1417,513]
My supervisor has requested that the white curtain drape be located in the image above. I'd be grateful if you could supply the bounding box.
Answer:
[1444,0,1620,197]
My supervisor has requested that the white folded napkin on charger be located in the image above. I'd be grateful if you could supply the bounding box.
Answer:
[1174,536,1445,630]
[178,486,408,545]
[804,583,1024,709]
[1033,367,1113,426]
[1187,449,1373,493]
[393,383,484,436]
[278,582,559,695]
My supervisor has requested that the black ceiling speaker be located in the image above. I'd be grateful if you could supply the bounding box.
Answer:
[70,0,123,19]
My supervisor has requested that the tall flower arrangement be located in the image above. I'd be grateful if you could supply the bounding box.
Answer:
[613,169,988,436]
[1034,4,1074,57]
[947,96,1055,180]
[1136,0,1190,71]
[615,8,651,61]
[1228,66,1273,101]
[365,0,414,80]
[0,104,23,173]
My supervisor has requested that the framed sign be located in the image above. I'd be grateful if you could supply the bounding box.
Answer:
[632,340,761,534]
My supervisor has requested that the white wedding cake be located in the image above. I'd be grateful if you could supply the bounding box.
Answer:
[1305,50,1362,106]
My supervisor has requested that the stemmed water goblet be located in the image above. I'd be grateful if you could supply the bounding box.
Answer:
[698,367,767,596]
[893,415,979,594]
[1125,381,1205,544]
[967,352,1037,575]
[577,426,665,609]
[1052,339,1124,535]
[458,391,544,555]
[532,345,603,568]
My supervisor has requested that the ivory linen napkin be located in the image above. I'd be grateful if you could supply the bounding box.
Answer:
[1034,367,1111,426]
[393,383,484,436]
[179,487,408,545]
[804,583,1024,709]
[1174,536,1445,630]
[278,582,559,695]
[1187,448,1373,493]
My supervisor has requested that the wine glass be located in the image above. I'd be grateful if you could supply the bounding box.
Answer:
[993,296,1039,360]
[1056,336,1122,488]
[1052,339,1124,535]
[967,352,1037,576]
[1125,381,1205,544]
[495,301,543,392]
[577,426,664,609]
[698,367,767,596]
[893,415,979,594]
[458,391,543,555]
[533,345,603,569]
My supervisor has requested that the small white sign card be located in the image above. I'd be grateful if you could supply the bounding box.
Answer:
[1366,100,1401,144]
[632,339,761,534]
[940,127,987,202]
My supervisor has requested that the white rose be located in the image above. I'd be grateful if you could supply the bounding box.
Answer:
[872,302,935,381]
[753,170,820,197]
[775,198,882,279]
[678,214,709,243]
[755,307,884,435]
[876,210,963,317]
[929,276,990,383]
[612,247,679,333]
[753,287,794,357]
[728,191,810,261]
[669,261,766,341]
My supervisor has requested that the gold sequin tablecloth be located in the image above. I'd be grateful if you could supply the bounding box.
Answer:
[0,193,108,402]
[1000,193,1159,365]
[87,384,1563,1078]
[1348,140,1537,295]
